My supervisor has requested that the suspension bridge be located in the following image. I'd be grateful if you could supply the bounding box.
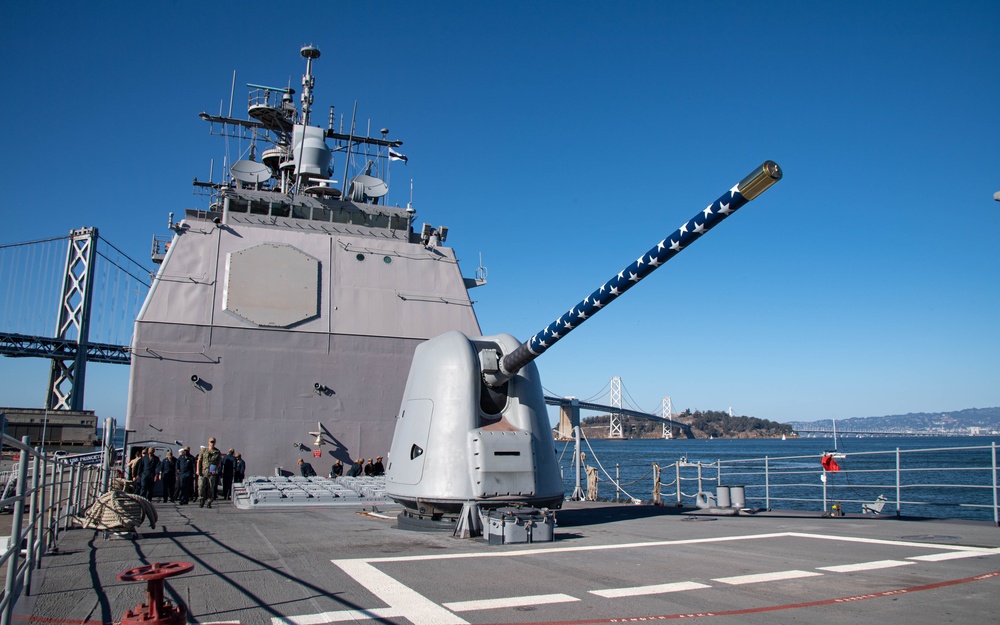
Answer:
[0,228,153,411]
[1,229,691,438]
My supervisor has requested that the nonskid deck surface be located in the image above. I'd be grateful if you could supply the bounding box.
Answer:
[14,500,1000,625]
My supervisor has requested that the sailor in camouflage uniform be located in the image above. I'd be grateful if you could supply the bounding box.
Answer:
[196,437,222,508]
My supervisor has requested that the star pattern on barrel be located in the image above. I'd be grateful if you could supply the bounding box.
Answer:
[514,178,753,367]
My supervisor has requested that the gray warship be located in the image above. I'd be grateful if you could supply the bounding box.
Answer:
[125,46,482,475]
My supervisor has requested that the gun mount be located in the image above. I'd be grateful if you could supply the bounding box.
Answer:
[385,161,782,534]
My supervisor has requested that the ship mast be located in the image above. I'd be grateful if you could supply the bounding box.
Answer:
[299,45,320,126]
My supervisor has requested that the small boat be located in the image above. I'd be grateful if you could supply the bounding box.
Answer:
[824,419,846,458]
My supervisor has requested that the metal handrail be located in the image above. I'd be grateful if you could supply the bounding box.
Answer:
[578,441,1000,525]
[0,435,106,625]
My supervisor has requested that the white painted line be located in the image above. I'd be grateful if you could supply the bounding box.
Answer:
[369,532,797,563]
[443,593,578,612]
[271,607,402,625]
[713,570,823,585]
[333,559,468,625]
[909,550,997,562]
[312,531,999,625]
[784,532,997,553]
[818,560,914,573]
[590,581,711,598]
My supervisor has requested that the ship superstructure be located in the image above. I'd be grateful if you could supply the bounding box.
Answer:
[126,46,483,475]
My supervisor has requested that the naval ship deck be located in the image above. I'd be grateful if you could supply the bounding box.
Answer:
[11,494,1000,625]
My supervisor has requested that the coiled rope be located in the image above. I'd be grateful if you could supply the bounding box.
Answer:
[79,491,158,532]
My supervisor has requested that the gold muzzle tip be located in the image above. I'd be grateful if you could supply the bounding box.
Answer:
[738,160,782,200]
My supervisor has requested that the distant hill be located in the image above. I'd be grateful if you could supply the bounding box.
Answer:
[581,410,794,439]
[786,407,1000,435]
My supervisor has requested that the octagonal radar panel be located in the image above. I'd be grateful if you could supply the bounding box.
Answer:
[223,243,320,327]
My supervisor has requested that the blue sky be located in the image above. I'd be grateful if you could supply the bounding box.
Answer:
[2,1,998,425]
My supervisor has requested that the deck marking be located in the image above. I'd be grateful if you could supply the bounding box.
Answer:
[818,559,914,573]
[589,581,710,598]
[444,593,578,612]
[909,550,997,562]
[332,558,468,625]
[271,607,402,624]
[603,570,1000,623]
[368,531,794,563]
[277,532,1000,625]
[713,570,823,585]
[783,531,1000,552]
[365,531,990,565]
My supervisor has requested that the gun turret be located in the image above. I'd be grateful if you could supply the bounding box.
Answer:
[490,160,781,385]
[386,161,782,532]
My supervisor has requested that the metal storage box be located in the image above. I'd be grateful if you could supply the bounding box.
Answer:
[486,508,555,544]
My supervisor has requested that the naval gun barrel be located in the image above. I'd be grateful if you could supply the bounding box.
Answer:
[495,161,782,381]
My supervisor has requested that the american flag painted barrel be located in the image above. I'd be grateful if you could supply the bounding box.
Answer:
[499,161,782,378]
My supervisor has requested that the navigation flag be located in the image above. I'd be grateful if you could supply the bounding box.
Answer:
[821,454,841,472]
[389,148,408,164]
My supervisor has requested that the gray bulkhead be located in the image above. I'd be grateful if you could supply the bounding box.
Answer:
[126,197,481,476]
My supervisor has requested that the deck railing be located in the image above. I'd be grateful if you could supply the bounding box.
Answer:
[581,442,1000,525]
[0,435,106,625]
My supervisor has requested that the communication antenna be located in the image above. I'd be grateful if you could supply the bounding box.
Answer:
[228,70,236,118]
[476,253,488,284]
[300,45,320,126]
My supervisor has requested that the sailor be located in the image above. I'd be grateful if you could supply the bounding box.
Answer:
[136,447,160,500]
[329,460,343,478]
[196,437,222,508]
[159,450,177,503]
[363,458,375,476]
[176,447,195,504]
[297,458,317,478]
[347,457,364,477]
[221,448,236,499]
[234,452,246,484]
[372,456,384,476]
[127,448,143,489]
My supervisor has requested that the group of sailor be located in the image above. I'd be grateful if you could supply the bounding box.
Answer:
[297,455,385,479]
[127,436,246,508]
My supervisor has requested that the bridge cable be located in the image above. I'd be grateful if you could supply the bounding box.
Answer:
[96,250,151,288]
[0,235,70,249]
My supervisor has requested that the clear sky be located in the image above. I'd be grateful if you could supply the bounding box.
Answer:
[2,1,998,425]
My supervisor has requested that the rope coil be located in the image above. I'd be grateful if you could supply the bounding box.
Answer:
[78,491,158,532]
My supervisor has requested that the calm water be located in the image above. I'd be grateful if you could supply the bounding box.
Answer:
[556,435,1000,522]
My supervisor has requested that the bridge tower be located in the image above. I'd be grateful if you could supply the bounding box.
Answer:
[556,397,579,440]
[47,227,98,411]
[609,376,624,438]
[661,396,673,439]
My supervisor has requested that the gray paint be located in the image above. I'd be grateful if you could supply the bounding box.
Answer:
[385,331,563,513]
[127,201,481,475]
